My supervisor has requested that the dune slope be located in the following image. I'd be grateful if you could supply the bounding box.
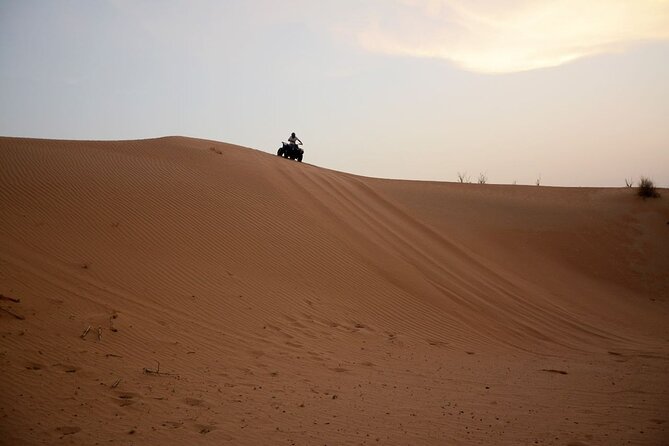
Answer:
[1,136,668,445]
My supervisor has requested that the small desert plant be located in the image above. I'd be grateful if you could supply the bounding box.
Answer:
[457,172,470,183]
[624,178,634,188]
[638,177,660,198]
[477,173,487,184]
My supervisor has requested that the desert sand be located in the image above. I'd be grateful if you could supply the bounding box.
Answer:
[0,136,667,445]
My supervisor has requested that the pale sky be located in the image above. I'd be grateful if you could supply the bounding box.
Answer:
[1,0,668,186]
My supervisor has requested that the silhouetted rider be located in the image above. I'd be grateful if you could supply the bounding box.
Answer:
[288,132,302,149]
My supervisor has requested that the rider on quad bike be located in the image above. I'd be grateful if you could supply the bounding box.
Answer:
[277,132,304,162]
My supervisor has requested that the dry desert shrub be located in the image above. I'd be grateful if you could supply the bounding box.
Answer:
[638,177,660,198]
[457,172,470,183]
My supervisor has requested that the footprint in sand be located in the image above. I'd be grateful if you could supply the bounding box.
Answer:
[56,426,81,436]
[52,363,79,373]
[183,397,204,407]
[196,424,216,434]
[115,392,140,407]
[25,362,44,370]
[540,369,568,375]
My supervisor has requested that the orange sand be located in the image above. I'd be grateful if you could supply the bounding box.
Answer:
[1,136,668,445]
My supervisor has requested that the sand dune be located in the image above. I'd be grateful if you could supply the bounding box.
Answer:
[1,136,667,445]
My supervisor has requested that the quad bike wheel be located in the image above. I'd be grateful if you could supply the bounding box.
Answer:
[277,145,302,162]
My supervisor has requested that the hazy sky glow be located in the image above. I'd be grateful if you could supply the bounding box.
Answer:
[360,0,669,73]
[1,0,668,186]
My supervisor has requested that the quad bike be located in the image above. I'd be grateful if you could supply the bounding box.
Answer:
[277,142,303,162]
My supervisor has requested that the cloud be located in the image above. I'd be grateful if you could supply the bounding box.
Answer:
[356,0,669,73]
